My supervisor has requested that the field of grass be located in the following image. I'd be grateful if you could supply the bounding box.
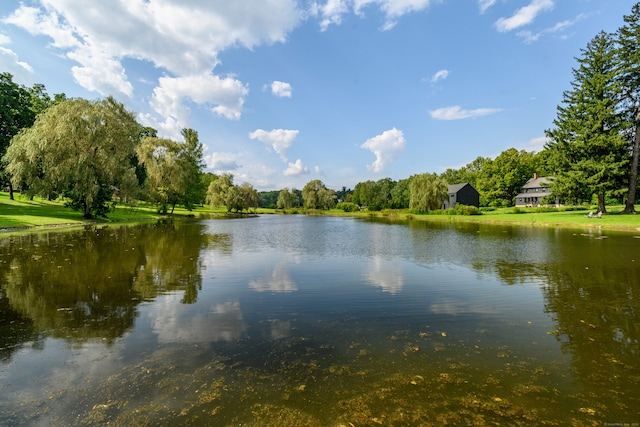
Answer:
[347,205,640,232]
[2,191,640,234]
[0,192,230,233]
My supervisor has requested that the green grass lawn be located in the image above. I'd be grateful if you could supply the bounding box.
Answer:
[2,191,640,234]
[350,205,640,231]
[0,192,228,232]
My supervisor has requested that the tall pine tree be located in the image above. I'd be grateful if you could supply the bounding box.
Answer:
[617,2,640,213]
[545,31,628,213]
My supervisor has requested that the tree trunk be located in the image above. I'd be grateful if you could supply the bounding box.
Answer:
[623,111,640,214]
[598,192,607,214]
[8,182,14,200]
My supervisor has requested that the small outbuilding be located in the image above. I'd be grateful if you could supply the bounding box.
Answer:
[442,183,480,209]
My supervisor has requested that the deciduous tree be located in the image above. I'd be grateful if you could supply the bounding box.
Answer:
[409,173,448,211]
[0,73,38,199]
[277,187,296,209]
[302,179,336,210]
[477,149,536,207]
[137,128,204,214]
[4,96,141,218]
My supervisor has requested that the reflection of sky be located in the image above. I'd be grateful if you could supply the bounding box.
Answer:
[364,255,404,294]
[249,262,298,292]
[1,216,596,425]
[0,338,127,425]
[149,294,247,344]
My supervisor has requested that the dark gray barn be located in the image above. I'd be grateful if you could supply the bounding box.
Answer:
[441,183,480,209]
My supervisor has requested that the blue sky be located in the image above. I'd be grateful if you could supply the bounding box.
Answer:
[0,0,636,191]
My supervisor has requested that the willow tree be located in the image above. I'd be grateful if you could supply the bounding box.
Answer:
[545,31,628,213]
[137,128,204,214]
[409,172,448,211]
[302,179,336,210]
[277,187,296,209]
[4,96,141,218]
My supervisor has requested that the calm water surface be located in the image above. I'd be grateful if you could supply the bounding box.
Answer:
[0,215,639,426]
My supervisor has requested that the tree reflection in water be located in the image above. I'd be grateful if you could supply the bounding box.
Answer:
[0,221,226,356]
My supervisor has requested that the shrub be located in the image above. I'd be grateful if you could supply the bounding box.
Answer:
[560,206,588,211]
[454,204,481,215]
[480,206,496,212]
[336,202,360,212]
[534,206,558,213]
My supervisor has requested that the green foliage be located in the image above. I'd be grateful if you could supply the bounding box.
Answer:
[4,97,140,218]
[617,3,640,212]
[546,31,629,214]
[454,204,481,215]
[205,173,257,213]
[440,156,489,191]
[336,202,360,212]
[136,128,205,214]
[259,190,280,209]
[409,173,448,211]
[302,179,336,210]
[351,178,402,210]
[277,188,297,209]
[0,73,40,198]
[476,149,536,207]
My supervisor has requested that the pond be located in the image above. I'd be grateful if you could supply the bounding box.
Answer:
[0,215,639,426]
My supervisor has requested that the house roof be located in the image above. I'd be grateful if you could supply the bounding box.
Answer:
[515,190,553,199]
[521,176,553,189]
[447,183,470,193]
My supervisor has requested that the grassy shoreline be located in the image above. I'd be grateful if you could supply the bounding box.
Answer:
[2,192,640,235]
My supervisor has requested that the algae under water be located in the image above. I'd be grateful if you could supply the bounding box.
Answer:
[0,215,639,425]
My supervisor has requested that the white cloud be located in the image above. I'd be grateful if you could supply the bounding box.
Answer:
[4,1,301,129]
[149,72,248,137]
[429,105,502,120]
[317,0,349,31]
[271,80,293,97]
[317,0,436,31]
[495,0,554,32]
[478,0,497,14]
[523,136,549,152]
[67,44,134,97]
[283,159,310,176]
[4,5,80,49]
[249,128,299,161]
[517,15,581,43]
[204,152,242,171]
[0,47,35,80]
[361,127,406,173]
[430,69,449,83]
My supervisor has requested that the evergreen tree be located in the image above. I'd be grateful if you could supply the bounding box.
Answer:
[545,31,628,213]
[617,3,640,213]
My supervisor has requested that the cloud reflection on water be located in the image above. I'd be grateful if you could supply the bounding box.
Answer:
[151,296,247,344]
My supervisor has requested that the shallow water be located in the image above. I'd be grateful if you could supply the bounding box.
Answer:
[0,215,639,425]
